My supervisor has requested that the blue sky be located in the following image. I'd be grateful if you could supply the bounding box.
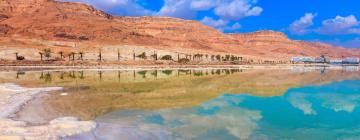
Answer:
[61,0,360,48]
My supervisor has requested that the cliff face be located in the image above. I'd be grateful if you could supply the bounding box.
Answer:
[0,0,359,60]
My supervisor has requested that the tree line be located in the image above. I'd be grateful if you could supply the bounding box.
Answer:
[13,48,252,64]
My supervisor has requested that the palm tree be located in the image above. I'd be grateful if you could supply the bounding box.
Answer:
[15,52,18,60]
[67,53,72,61]
[177,53,180,62]
[43,48,52,61]
[136,52,147,59]
[70,52,76,61]
[39,52,44,61]
[15,52,24,61]
[117,48,120,61]
[150,51,158,61]
[58,51,64,60]
[98,49,102,61]
[133,50,136,60]
[78,52,84,60]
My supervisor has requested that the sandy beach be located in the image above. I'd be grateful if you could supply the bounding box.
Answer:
[0,84,96,140]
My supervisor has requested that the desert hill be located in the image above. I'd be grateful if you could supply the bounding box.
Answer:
[0,0,359,62]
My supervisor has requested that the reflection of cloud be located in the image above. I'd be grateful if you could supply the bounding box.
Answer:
[288,93,317,115]
[318,94,360,113]
[76,94,262,140]
[286,80,360,114]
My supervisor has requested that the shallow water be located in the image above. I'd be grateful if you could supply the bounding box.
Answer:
[0,67,359,139]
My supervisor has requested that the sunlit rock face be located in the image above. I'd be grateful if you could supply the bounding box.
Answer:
[0,0,47,16]
[0,0,359,61]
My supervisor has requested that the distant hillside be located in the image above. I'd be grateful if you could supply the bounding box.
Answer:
[0,0,359,61]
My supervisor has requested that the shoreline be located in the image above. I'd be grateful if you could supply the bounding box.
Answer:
[0,83,96,140]
[0,64,358,71]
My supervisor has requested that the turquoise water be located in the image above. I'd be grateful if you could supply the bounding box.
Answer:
[68,79,360,140]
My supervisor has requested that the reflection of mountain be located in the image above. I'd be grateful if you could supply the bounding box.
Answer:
[7,69,360,121]
[69,94,262,140]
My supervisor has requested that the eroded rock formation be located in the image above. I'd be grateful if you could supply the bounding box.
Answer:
[0,0,359,61]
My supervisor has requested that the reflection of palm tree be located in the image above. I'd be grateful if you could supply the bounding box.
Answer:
[60,72,64,79]
[79,71,85,79]
[216,69,221,75]
[118,71,121,82]
[69,71,76,79]
[98,71,103,81]
[162,70,173,76]
[40,72,44,79]
[138,70,147,78]
[151,70,158,79]
[44,72,52,83]
[194,71,203,76]
[16,71,25,79]
[133,70,136,80]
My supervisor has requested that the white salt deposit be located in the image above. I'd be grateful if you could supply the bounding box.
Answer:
[0,83,96,140]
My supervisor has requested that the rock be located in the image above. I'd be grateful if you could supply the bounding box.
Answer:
[0,0,359,61]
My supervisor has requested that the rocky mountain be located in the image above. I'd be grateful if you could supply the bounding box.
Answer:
[0,0,359,61]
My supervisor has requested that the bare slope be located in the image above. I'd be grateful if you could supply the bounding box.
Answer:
[0,0,359,61]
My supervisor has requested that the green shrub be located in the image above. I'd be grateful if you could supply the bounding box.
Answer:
[160,55,172,60]
[178,58,190,64]
[16,56,25,61]
[136,52,147,59]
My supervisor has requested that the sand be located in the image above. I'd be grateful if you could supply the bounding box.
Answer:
[0,83,96,140]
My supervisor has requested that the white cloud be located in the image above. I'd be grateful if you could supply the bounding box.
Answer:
[190,0,216,10]
[201,17,241,31]
[155,0,196,19]
[214,0,263,20]
[229,23,242,30]
[289,13,316,35]
[201,16,229,28]
[88,94,262,140]
[316,15,360,35]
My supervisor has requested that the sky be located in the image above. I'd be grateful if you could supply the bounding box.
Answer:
[60,0,360,48]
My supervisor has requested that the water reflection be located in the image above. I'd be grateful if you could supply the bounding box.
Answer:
[1,67,359,125]
[6,66,359,82]
[70,94,262,140]
[11,69,250,83]
[68,79,360,140]
[286,80,360,114]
